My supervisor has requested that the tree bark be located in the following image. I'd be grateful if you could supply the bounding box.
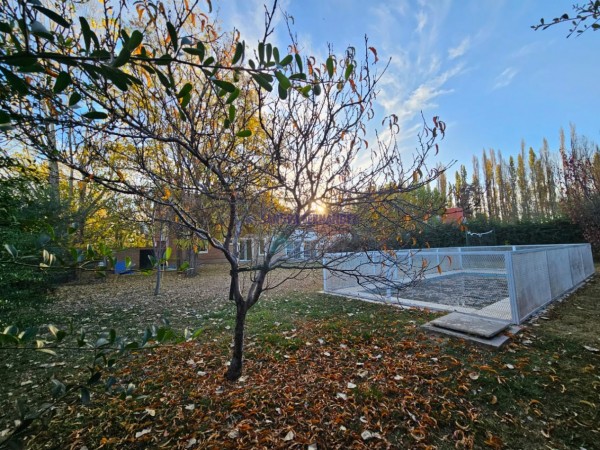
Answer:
[225,302,247,381]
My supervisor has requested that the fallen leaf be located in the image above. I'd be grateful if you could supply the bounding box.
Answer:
[283,430,294,441]
[505,364,515,370]
[336,392,348,400]
[583,345,599,353]
[135,428,151,438]
[484,431,503,449]
[469,372,480,380]
[227,429,239,439]
[347,382,357,389]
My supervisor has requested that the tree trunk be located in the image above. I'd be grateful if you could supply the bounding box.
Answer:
[154,266,162,296]
[225,303,247,381]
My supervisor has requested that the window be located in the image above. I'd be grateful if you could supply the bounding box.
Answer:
[303,240,318,259]
[195,239,209,254]
[285,240,303,259]
[239,239,253,261]
[258,238,266,256]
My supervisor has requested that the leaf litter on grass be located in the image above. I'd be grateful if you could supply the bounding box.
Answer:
[28,317,482,449]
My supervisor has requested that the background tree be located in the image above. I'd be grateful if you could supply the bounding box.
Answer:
[560,125,600,252]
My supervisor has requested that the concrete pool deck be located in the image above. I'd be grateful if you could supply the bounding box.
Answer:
[329,286,513,321]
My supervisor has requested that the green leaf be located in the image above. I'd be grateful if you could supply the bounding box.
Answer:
[278,83,288,100]
[326,56,335,77]
[289,73,307,81]
[5,54,38,67]
[275,71,291,90]
[251,73,273,92]
[300,85,312,97]
[32,5,71,28]
[180,93,191,109]
[258,42,265,64]
[266,43,272,62]
[0,67,29,95]
[182,43,205,62]
[82,110,108,120]
[68,92,81,106]
[313,83,322,96]
[155,69,172,90]
[112,47,131,68]
[177,82,193,98]
[154,54,173,66]
[295,54,303,72]
[280,55,293,67]
[53,71,71,93]
[236,129,252,138]
[98,66,131,91]
[128,30,144,51]
[163,247,172,261]
[167,22,178,51]
[344,63,354,80]
[232,41,244,65]
[79,17,99,52]
[228,104,236,123]
[273,47,280,63]
[212,79,235,93]
[225,88,240,104]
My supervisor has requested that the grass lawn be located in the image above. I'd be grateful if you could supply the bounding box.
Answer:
[1,266,599,449]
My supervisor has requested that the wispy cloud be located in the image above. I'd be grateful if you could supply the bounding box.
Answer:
[415,10,428,33]
[448,37,470,60]
[493,67,518,90]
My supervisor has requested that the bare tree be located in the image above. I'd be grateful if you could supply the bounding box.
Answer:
[1,0,448,380]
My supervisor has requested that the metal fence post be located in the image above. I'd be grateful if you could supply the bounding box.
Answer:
[322,256,328,293]
[505,251,520,324]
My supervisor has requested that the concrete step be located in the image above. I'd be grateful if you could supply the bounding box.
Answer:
[429,312,511,338]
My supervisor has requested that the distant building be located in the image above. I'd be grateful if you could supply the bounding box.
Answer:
[442,207,464,225]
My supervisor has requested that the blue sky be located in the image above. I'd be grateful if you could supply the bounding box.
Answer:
[219,0,600,172]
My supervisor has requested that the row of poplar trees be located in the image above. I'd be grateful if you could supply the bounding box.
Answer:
[441,125,599,223]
